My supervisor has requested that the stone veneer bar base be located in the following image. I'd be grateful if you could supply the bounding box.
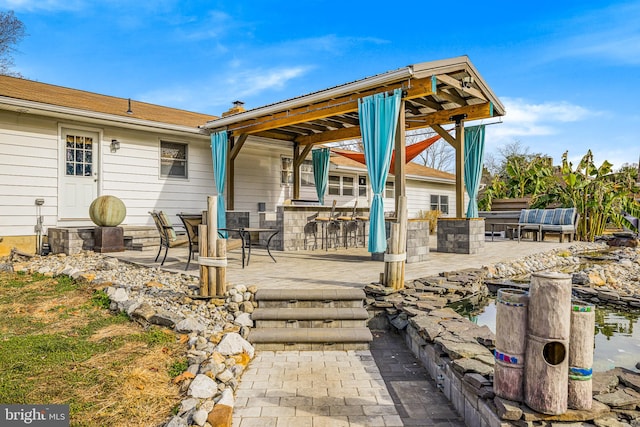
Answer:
[437,218,485,254]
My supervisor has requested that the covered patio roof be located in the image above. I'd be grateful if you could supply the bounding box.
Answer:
[203,56,504,143]
[203,55,504,217]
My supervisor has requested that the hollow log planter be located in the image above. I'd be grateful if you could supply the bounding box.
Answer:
[494,288,528,402]
[568,300,595,410]
[524,272,572,415]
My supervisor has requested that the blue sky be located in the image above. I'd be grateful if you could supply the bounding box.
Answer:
[2,0,639,170]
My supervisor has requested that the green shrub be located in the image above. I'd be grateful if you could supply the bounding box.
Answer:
[415,209,441,233]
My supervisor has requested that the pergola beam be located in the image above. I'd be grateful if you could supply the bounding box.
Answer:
[431,124,457,149]
[435,74,487,101]
[226,76,436,135]
[295,102,493,146]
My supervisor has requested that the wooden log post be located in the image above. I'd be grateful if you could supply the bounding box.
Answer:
[494,288,529,402]
[216,239,227,296]
[383,196,407,290]
[207,196,218,296]
[199,224,208,296]
[568,300,595,410]
[524,272,572,415]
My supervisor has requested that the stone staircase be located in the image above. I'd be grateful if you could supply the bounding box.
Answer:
[249,288,372,351]
[122,226,160,251]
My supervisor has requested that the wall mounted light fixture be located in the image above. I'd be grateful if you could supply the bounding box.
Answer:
[110,139,121,152]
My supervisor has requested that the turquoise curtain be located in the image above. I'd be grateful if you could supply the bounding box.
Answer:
[312,148,330,205]
[359,88,402,253]
[211,131,228,237]
[464,125,486,218]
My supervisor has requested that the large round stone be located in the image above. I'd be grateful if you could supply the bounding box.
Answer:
[89,195,126,227]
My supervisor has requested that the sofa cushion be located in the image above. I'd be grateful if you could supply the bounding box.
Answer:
[540,209,556,225]
[542,224,575,233]
[519,209,540,223]
[553,208,576,225]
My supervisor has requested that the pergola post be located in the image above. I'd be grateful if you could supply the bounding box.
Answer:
[385,100,407,290]
[394,100,407,212]
[452,115,466,218]
[293,143,300,200]
[293,144,313,202]
[227,133,248,211]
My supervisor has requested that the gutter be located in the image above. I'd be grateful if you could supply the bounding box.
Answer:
[0,97,208,135]
[203,66,414,130]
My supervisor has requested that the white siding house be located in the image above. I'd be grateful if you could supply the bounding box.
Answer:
[0,75,461,255]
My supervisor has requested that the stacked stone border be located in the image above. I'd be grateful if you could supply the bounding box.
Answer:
[365,242,640,426]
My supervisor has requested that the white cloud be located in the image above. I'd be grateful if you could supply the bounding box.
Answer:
[486,97,596,148]
[138,65,311,113]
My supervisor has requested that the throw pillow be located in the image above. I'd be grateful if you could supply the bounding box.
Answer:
[553,208,575,225]
[540,209,555,225]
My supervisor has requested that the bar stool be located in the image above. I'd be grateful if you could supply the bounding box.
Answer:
[304,213,318,250]
[355,214,369,247]
[315,200,337,250]
[336,201,359,248]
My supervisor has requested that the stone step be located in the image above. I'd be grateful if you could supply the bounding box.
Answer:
[255,288,365,308]
[253,307,369,329]
[248,327,372,345]
[252,288,371,350]
[252,307,369,321]
[255,288,365,301]
[255,319,367,328]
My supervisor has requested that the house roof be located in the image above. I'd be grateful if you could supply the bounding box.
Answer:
[329,148,455,182]
[0,75,217,129]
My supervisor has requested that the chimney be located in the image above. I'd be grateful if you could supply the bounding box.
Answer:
[222,100,245,117]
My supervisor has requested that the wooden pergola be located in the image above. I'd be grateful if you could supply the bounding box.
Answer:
[204,56,505,221]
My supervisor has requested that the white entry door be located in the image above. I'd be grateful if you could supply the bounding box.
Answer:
[59,129,98,220]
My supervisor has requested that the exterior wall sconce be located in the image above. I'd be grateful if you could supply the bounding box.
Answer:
[110,139,121,153]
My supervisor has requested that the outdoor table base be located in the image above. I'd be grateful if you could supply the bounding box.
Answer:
[220,227,279,268]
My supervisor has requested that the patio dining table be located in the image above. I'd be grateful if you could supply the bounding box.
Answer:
[219,227,279,268]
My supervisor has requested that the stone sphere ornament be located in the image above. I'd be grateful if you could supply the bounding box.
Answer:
[89,195,126,227]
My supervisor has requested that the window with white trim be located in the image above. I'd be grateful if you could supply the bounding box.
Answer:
[358,175,367,197]
[430,195,449,214]
[281,157,314,186]
[384,180,394,199]
[328,174,355,196]
[160,141,187,178]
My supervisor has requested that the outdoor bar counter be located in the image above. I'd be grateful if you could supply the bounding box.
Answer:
[259,204,370,251]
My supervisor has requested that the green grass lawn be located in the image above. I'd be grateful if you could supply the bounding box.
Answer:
[0,271,186,426]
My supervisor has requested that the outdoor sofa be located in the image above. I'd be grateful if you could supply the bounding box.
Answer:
[517,207,579,243]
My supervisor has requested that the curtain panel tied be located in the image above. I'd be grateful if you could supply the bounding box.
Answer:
[312,148,330,205]
[358,88,402,253]
[211,131,228,237]
[463,125,486,218]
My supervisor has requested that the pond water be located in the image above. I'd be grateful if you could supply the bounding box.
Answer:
[452,297,640,373]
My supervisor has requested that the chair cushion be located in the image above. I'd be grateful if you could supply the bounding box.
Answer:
[158,211,177,241]
[553,208,576,225]
[539,209,556,225]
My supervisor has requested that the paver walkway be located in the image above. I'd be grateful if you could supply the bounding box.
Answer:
[232,349,402,427]
[370,330,464,426]
[117,237,575,290]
